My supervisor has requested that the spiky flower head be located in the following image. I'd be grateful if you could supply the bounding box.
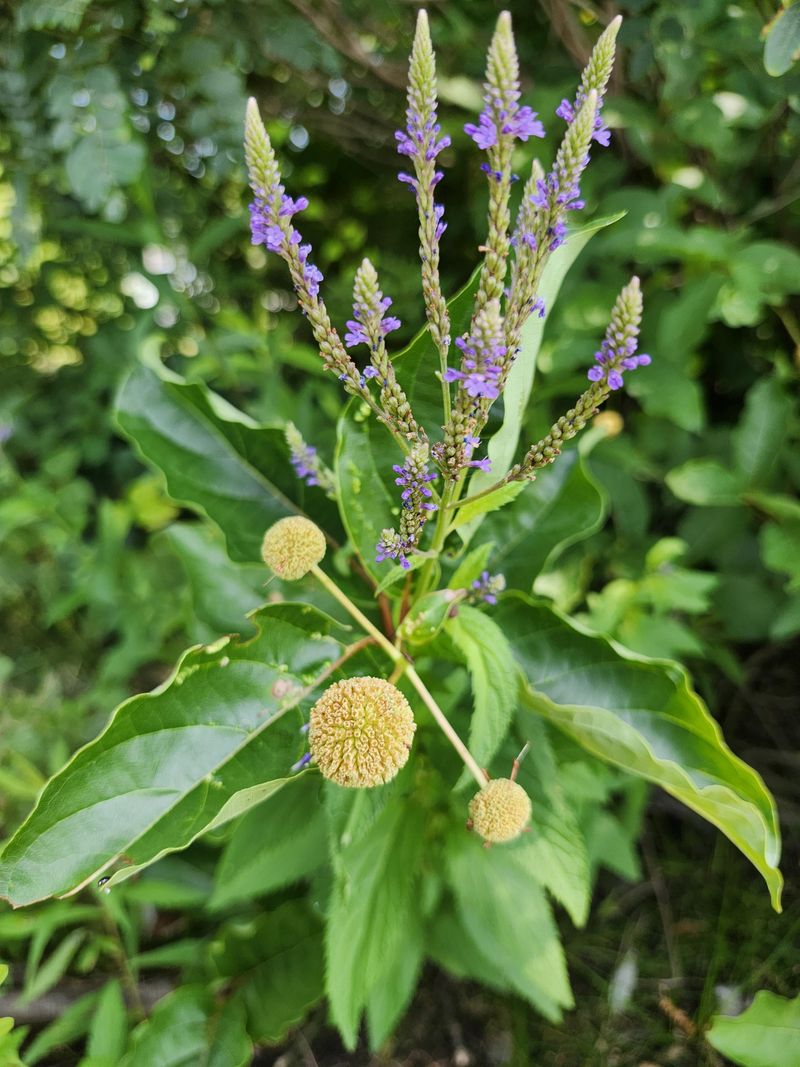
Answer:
[469,777,532,843]
[261,516,325,580]
[309,677,416,788]
[587,275,650,390]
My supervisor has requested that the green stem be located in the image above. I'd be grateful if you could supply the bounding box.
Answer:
[311,564,486,788]
[448,472,513,510]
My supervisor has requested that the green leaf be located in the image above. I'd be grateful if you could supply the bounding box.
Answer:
[764,3,800,76]
[475,451,606,591]
[460,212,626,538]
[207,997,252,1067]
[447,542,495,591]
[21,928,85,1004]
[116,360,339,563]
[160,524,264,636]
[706,990,800,1067]
[393,266,482,432]
[495,594,783,909]
[760,520,800,589]
[24,990,98,1065]
[732,376,792,486]
[210,773,327,910]
[17,0,92,30]
[374,552,429,593]
[334,400,400,582]
[446,832,572,1020]
[325,794,427,1049]
[452,481,525,530]
[398,590,461,646]
[513,718,591,927]
[122,987,211,1067]
[85,980,127,1066]
[446,606,517,778]
[212,901,323,1044]
[0,604,342,906]
[365,922,424,1050]
[666,459,745,506]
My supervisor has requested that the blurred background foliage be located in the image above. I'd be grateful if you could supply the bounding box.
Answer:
[1,0,799,1062]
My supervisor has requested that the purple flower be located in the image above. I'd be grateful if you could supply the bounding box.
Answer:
[465,98,545,151]
[291,752,313,773]
[470,570,506,606]
[556,95,610,147]
[345,263,402,352]
[587,277,650,391]
[376,445,438,567]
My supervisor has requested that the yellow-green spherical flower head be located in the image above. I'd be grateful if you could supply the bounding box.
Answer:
[469,777,532,844]
[261,516,325,580]
[309,676,416,788]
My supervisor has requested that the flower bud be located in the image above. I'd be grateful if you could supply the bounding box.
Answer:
[309,677,416,788]
[468,777,531,843]
[261,516,325,580]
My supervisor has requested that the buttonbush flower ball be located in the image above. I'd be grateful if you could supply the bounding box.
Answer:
[261,516,325,580]
[468,777,532,843]
[309,677,416,788]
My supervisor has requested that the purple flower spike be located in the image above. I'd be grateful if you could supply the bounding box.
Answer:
[586,277,650,393]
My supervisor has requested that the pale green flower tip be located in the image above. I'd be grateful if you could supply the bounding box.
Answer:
[606,14,623,38]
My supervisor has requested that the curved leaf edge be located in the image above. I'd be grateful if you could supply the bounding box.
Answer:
[504,591,783,911]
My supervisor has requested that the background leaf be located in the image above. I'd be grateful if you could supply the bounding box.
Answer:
[706,990,800,1067]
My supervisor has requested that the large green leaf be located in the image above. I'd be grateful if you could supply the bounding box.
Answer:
[334,401,402,582]
[446,606,517,780]
[764,2,800,76]
[474,450,607,591]
[212,901,324,1044]
[210,773,328,910]
[0,604,342,906]
[325,792,427,1049]
[460,212,625,540]
[446,831,572,1021]
[706,990,800,1067]
[116,358,340,562]
[494,594,782,909]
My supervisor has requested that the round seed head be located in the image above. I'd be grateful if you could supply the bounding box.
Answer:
[261,516,325,580]
[309,676,416,788]
[469,777,532,843]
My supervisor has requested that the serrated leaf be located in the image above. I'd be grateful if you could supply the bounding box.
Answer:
[512,718,591,927]
[446,832,573,1020]
[706,990,800,1067]
[210,773,327,910]
[495,594,782,910]
[17,0,92,32]
[447,542,495,591]
[122,986,211,1067]
[446,606,517,780]
[212,902,323,1044]
[0,605,342,906]
[365,922,424,1050]
[325,795,427,1050]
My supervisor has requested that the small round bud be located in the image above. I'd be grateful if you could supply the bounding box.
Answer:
[261,516,325,580]
[468,778,532,843]
[309,677,416,788]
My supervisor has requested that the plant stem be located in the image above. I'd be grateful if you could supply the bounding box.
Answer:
[448,472,512,510]
[311,564,487,788]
